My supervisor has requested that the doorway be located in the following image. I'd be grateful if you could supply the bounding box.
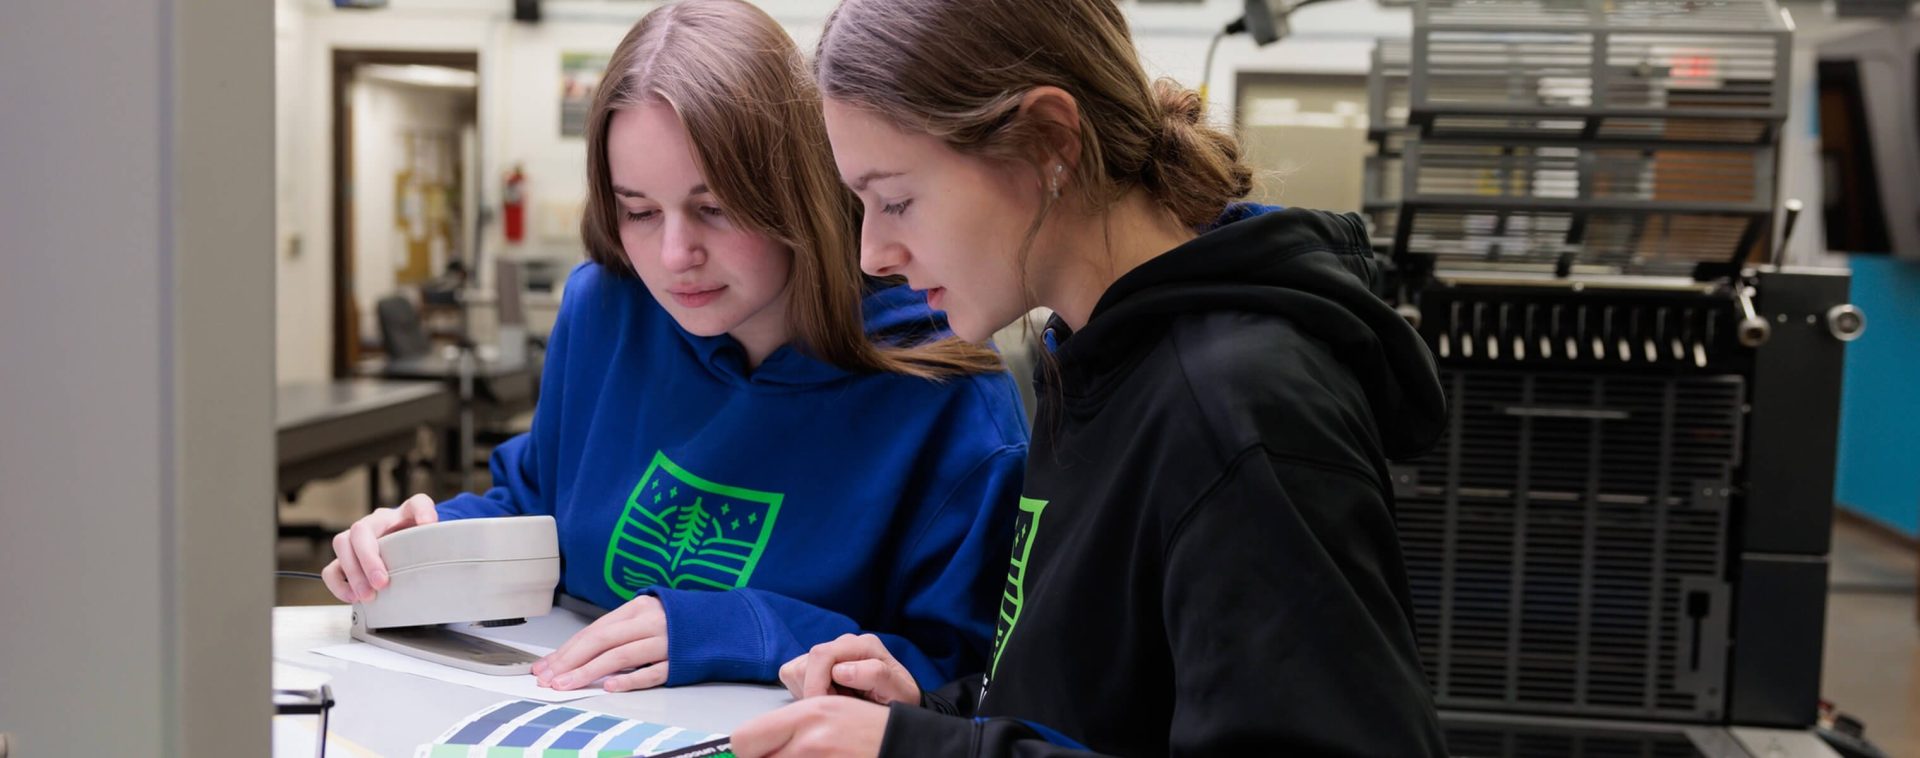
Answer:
[330,49,481,377]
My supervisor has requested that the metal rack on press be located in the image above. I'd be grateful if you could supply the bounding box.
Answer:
[1418,288,1756,371]
[1366,0,1798,287]
[1362,0,1872,746]
[1363,37,1411,248]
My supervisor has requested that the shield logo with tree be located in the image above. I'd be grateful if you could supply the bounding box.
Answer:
[604,451,785,599]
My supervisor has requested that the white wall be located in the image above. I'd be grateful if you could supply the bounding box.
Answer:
[2,0,276,753]
[279,0,327,383]
[273,0,1412,380]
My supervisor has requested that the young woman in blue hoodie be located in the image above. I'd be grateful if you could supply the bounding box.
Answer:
[732,0,1449,755]
[320,0,1028,695]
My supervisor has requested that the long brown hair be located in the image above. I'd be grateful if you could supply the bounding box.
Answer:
[815,0,1253,245]
[580,0,1001,378]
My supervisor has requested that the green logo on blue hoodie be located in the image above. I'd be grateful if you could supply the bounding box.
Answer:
[604,451,785,599]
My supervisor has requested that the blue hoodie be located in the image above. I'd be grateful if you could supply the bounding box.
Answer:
[436,262,1029,689]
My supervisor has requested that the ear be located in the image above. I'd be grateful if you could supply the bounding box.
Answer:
[1015,86,1083,178]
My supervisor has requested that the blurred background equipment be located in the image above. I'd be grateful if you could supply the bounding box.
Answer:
[1364,0,1883,754]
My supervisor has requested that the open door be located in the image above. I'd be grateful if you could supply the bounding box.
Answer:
[331,49,480,377]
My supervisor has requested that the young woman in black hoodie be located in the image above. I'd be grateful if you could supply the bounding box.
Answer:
[731,0,1450,755]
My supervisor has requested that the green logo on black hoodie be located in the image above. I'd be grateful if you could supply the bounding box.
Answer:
[990,496,1050,680]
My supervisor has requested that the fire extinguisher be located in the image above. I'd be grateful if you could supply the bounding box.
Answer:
[503,164,527,245]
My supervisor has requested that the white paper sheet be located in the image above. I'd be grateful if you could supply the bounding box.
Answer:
[313,639,609,703]
[274,661,334,691]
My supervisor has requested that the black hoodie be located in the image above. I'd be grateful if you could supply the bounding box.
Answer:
[877,208,1450,757]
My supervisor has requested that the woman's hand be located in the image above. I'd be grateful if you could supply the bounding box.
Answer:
[777,633,921,707]
[532,594,670,692]
[731,696,889,758]
[320,493,440,604]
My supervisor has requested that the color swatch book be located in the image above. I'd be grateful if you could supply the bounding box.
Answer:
[415,699,728,757]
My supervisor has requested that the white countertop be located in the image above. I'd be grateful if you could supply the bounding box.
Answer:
[273,605,790,756]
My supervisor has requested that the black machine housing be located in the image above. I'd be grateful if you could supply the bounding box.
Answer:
[1388,269,1851,730]
[1363,0,1866,752]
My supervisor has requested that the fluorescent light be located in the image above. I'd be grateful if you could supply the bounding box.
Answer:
[360,64,477,89]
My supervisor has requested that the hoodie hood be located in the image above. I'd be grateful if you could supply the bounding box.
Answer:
[862,277,951,346]
[669,280,949,390]
[1046,206,1445,459]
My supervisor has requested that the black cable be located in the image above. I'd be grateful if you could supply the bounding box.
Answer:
[1200,0,1341,102]
[1199,26,1231,103]
[277,570,326,581]
[1285,0,1342,14]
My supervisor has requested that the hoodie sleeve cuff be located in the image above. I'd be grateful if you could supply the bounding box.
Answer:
[433,490,515,521]
[648,587,777,686]
[880,701,978,758]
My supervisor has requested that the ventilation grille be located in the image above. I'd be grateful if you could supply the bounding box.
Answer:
[1444,720,1707,758]
[1409,0,1791,143]
[1422,0,1785,30]
[1397,370,1741,720]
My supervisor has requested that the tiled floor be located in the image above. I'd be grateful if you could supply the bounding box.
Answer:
[278,478,1919,755]
[1824,518,1919,757]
